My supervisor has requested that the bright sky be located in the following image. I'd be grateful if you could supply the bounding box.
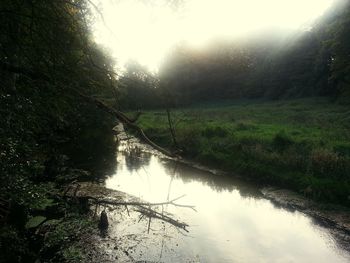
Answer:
[92,0,334,71]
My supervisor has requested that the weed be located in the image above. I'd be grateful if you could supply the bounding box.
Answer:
[272,131,294,152]
[201,126,228,138]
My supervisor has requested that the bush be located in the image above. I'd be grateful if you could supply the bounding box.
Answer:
[0,226,32,263]
[235,122,256,131]
[272,131,294,152]
[334,143,350,157]
[177,127,201,156]
[201,126,228,138]
[310,148,349,179]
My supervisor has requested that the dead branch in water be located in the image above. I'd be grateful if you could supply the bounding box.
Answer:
[63,183,193,232]
[82,194,195,211]
[66,190,193,231]
[82,195,192,232]
[135,205,189,232]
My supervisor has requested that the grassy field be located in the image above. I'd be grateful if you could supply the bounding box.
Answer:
[135,98,350,205]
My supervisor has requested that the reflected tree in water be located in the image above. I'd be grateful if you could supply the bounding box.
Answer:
[123,145,152,172]
[163,159,261,199]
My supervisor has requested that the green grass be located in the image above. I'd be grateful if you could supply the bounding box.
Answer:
[136,98,350,205]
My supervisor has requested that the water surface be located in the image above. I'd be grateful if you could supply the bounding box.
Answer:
[104,136,350,263]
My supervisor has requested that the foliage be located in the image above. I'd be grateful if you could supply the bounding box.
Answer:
[62,245,84,262]
[0,0,117,262]
[25,216,47,229]
[118,60,161,109]
[40,215,94,262]
[272,131,294,152]
[0,226,32,263]
[326,0,350,99]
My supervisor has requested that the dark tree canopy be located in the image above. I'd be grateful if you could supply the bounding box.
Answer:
[0,0,118,242]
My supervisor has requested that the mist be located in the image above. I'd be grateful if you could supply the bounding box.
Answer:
[92,0,335,71]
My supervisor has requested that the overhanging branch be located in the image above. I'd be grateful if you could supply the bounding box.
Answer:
[0,62,176,157]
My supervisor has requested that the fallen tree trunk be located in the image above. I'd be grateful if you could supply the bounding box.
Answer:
[71,89,176,157]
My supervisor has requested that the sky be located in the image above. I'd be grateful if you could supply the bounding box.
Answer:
[92,0,334,71]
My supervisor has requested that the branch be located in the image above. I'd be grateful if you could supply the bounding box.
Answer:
[82,194,194,210]
[135,207,189,232]
[87,196,191,231]
[166,108,178,148]
[128,110,142,123]
[75,90,175,157]
[64,183,193,232]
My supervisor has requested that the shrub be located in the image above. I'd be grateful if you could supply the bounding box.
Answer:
[272,131,294,152]
[235,122,256,131]
[334,143,350,157]
[177,127,201,156]
[0,226,32,263]
[201,126,228,138]
[310,148,348,179]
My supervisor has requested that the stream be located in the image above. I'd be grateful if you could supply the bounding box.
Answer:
[98,127,350,263]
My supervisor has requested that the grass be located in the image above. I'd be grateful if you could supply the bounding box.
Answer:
[136,98,350,205]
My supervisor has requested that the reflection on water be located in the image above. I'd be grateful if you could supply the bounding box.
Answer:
[104,137,350,263]
[65,125,117,179]
[123,145,152,172]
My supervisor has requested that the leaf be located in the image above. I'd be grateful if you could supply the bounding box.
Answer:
[43,219,62,226]
[25,216,47,229]
[31,198,56,210]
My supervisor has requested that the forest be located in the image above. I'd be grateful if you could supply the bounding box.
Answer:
[119,0,350,108]
[0,0,350,262]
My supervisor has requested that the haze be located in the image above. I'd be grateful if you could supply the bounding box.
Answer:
[93,0,333,71]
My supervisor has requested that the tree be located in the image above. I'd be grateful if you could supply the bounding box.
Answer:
[326,0,350,98]
[119,60,160,109]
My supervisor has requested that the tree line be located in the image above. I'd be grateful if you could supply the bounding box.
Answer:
[119,0,350,109]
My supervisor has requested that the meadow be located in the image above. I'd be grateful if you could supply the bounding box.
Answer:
[136,98,350,204]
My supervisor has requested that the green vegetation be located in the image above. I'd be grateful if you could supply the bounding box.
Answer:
[0,1,117,262]
[137,98,350,204]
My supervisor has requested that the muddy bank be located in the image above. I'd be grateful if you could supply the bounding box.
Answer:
[64,182,140,263]
[67,182,192,263]
[261,187,350,249]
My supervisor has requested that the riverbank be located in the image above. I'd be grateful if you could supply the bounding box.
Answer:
[135,98,350,205]
[0,178,143,263]
[106,126,350,261]
[0,116,117,263]
[3,116,349,263]
[122,128,350,246]
[10,124,350,263]
[123,127,350,246]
